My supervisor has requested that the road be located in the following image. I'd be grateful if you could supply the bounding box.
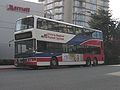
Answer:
[0,65,120,90]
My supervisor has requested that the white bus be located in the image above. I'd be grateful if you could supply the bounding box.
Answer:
[14,15,104,68]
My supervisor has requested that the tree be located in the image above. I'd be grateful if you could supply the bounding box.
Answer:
[114,23,120,40]
[88,9,118,64]
[89,9,117,42]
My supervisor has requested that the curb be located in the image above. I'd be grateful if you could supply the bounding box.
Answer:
[0,65,16,70]
[0,68,15,70]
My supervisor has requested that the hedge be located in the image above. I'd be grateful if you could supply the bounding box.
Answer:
[0,60,14,65]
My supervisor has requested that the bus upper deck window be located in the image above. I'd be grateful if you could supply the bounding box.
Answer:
[16,17,34,31]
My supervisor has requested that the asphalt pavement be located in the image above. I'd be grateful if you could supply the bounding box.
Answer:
[0,64,120,90]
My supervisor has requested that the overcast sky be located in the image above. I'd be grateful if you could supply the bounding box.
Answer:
[24,0,120,20]
[109,0,120,20]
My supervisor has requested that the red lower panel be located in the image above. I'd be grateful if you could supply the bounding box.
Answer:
[26,62,37,65]
[83,54,104,61]
[36,56,62,62]
[37,58,51,62]
[57,56,62,62]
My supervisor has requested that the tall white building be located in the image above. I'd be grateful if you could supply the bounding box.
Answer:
[0,0,44,60]
[40,0,109,27]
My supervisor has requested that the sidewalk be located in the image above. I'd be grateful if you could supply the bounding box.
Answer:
[0,65,15,70]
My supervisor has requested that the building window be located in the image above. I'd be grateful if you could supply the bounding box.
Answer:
[74,14,85,21]
[74,7,79,12]
[90,0,97,4]
[74,0,79,7]
[54,0,63,7]
[46,3,53,10]
[46,0,54,4]
[91,4,97,11]
[74,0,85,7]
[54,14,63,20]
[86,3,91,9]
[54,7,63,13]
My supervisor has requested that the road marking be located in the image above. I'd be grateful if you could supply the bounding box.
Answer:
[107,71,120,77]
[109,64,120,66]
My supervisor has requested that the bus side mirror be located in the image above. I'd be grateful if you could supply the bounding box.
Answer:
[9,39,14,47]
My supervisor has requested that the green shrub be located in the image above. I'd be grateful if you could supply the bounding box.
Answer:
[0,60,14,65]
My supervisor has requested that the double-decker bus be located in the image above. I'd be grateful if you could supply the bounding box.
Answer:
[14,15,104,68]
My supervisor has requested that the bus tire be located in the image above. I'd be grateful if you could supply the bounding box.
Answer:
[93,57,98,66]
[50,57,58,68]
[86,58,91,67]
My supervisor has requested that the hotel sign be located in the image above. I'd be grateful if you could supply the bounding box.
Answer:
[7,4,30,13]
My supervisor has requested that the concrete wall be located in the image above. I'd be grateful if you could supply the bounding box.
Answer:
[0,0,44,59]
[64,0,73,23]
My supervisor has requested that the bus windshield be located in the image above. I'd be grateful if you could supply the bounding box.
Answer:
[15,39,36,57]
[15,17,34,31]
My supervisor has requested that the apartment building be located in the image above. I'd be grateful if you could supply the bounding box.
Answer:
[40,0,109,27]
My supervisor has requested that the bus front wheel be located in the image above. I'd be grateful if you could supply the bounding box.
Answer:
[50,57,58,68]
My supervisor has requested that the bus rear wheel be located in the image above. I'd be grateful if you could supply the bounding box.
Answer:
[50,57,58,68]
[93,58,98,66]
[86,58,91,67]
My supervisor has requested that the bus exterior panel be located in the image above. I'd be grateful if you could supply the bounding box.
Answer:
[80,39,104,65]
[15,53,85,66]
[33,29,75,43]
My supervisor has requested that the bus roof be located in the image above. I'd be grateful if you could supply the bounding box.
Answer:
[17,15,102,32]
